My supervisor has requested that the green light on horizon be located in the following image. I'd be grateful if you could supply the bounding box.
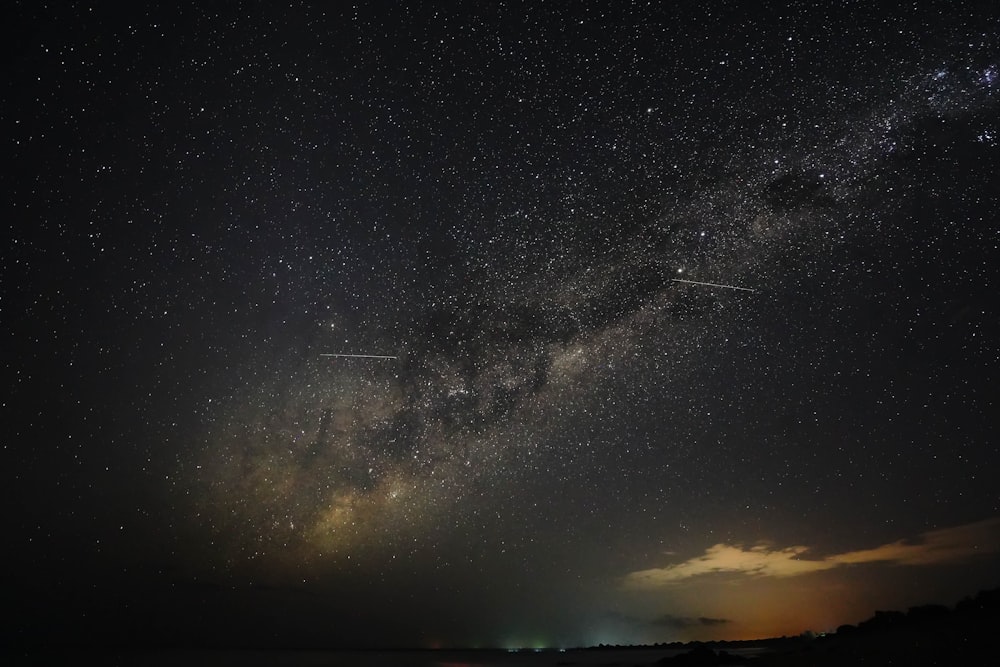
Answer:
[502,637,553,651]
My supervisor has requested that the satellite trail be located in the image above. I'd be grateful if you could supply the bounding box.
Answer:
[320,353,398,360]
[671,278,756,292]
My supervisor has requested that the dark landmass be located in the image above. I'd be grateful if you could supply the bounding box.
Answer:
[642,587,1000,666]
[4,588,997,667]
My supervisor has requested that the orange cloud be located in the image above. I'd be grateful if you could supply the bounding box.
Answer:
[624,517,1000,589]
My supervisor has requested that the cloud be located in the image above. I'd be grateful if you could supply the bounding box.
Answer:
[602,611,732,630]
[826,519,1000,567]
[651,614,731,629]
[624,517,1000,589]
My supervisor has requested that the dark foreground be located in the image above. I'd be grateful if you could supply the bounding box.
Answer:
[659,587,1000,667]
[6,588,998,666]
[0,637,989,667]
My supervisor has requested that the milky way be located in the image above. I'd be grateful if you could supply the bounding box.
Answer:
[192,43,998,572]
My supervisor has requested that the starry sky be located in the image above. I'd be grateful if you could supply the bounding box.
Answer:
[5,0,1000,650]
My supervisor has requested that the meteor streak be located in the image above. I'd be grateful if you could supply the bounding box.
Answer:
[320,353,398,360]
[671,278,756,292]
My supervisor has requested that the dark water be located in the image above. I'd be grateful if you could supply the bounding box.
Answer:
[4,647,769,666]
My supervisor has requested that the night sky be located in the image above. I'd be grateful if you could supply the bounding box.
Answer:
[5,0,1000,650]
